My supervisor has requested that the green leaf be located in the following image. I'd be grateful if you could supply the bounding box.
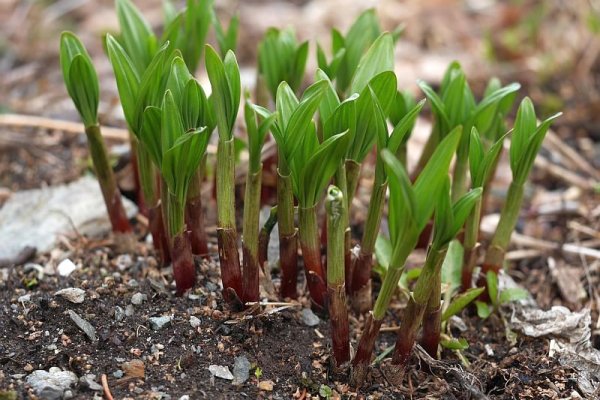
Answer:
[182,78,212,131]
[374,234,392,272]
[316,69,340,125]
[350,32,394,95]
[299,130,350,207]
[509,97,537,173]
[60,32,99,127]
[335,8,381,94]
[413,126,462,230]
[440,239,464,292]
[486,271,499,307]
[440,337,469,350]
[133,41,174,132]
[381,149,417,246]
[205,46,240,140]
[499,288,529,304]
[161,90,185,164]
[442,287,485,321]
[166,56,193,107]
[212,10,239,56]
[418,80,450,132]
[475,301,492,319]
[244,100,276,173]
[67,55,99,127]
[387,99,425,154]
[139,106,162,168]
[180,0,213,72]
[322,94,357,142]
[115,0,156,73]
[105,33,140,130]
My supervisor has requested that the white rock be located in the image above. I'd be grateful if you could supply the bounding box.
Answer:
[57,259,77,277]
[189,316,201,328]
[208,365,233,380]
[26,368,78,398]
[55,288,85,304]
[0,176,137,260]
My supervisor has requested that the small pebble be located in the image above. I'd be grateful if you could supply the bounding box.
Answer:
[125,305,135,317]
[189,316,201,328]
[208,365,233,380]
[68,310,97,341]
[149,316,172,331]
[57,259,77,277]
[258,380,274,391]
[232,355,251,385]
[114,306,125,322]
[131,293,146,305]
[18,294,31,303]
[113,370,124,379]
[301,308,320,327]
[54,288,85,304]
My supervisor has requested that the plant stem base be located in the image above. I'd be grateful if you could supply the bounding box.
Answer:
[172,231,196,295]
[217,227,244,310]
[185,194,209,258]
[149,204,171,267]
[328,285,350,367]
[351,313,383,386]
[279,232,298,299]
[350,251,373,313]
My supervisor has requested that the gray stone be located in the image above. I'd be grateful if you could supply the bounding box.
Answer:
[189,316,201,328]
[232,355,251,385]
[26,367,78,399]
[125,305,135,317]
[0,176,137,260]
[113,370,124,379]
[208,365,233,380]
[149,316,172,331]
[80,375,102,391]
[68,310,97,341]
[301,308,320,327]
[131,293,146,305]
[54,288,85,304]
[114,306,125,322]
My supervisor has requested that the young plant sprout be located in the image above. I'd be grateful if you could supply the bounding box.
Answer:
[242,100,276,302]
[258,28,308,103]
[479,98,561,296]
[351,127,461,385]
[161,0,213,73]
[138,56,211,294]
[211,10,239,57]
[60,32,132,235]
[325,185,351,368]
[270,80,326,299]
[105,35,174,264]
[461,127,507,290]
[417,63,520,200]
[205,45,244,307]
[387,180,482,384]
[350,98,425,313]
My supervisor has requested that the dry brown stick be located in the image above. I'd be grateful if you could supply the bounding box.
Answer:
[534,155,598,191]
[0,113,129,141]
[101,374,114,400]
[545,130,600,181]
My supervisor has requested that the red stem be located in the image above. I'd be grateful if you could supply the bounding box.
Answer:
[351,313,383,386]
[279,232,299,299]
[217,227,244,310]
[185,194,209,258]
[149,204,171,267]
[350,251,373,313]
[172,231,196,295]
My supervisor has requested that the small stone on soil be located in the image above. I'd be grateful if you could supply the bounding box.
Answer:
[67,310,97,341]
[57,259,77,277]
[232,355,251,385]
[125,305,135,317]
[26,367,78,399]
[113,370,124,379]
[114,306,125,322]
[131,292,147,305]
[149,316,172,330]
[79,375,102,391]
[54,288,85,304]
[189,316,201,328]
[301,308,320,327]
[258,380,274,391]
[208,365,233,380]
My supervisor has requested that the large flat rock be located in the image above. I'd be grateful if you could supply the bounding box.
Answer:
[0,176,137,259]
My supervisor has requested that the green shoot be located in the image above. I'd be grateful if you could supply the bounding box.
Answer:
[205,45,244,307]
[480,98,561,297]
[60,32,132,234]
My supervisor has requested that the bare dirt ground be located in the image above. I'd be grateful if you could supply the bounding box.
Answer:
[1,0,600,398]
